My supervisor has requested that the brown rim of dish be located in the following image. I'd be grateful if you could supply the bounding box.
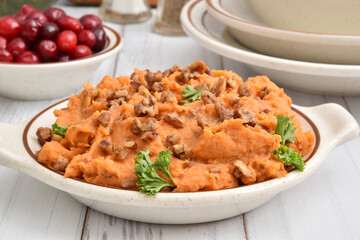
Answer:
[206,0,360,37]
[0,25,121,66]
[22,99,321,193]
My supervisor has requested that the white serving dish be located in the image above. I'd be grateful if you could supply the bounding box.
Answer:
[0,98,358,224]
[0,26,123,101]
[206,0,360,64]
[181,0,360,96]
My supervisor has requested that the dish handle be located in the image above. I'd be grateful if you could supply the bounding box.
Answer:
[296,103,359,149]
[0,122,29,170]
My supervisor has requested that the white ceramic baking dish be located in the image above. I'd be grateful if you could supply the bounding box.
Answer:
[0,100,358,224]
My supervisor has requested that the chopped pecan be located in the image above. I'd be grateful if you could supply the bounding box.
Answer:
[134,104,158,117]
[163,112,185,128]
[131,118,142,135]
[114,114,125,122]
[151,82,164,92]
[238,83,251,97]
[209,165,221,173]
[234,160,253,179]
[175,68,190,85]
[144,70,162,86]
[108,88,128,101]
[211,76,225,97]
[36,127,52,146]
[187,60,211,75]
[99,140,113,154]
[171,144,193,159]
[201,90,216,104]
[82,89,100,107]
[130,72,140,82]
[228,97,244,108]
[142,95,157,106]
[196,114,209,129]
[166,134,181,148]
[141,118,159,131]
[195,83,209,91]
[168,64,183,74]
[160,91,178,103]
[262,108,271,114]
[214,99,233,121]
[120,177,137,189]
[226,77,237,89]
[259,86,270,99]
[130,81,145,90]
[233,109,256,124]
[51,133,63,143]
[98,112,111,126]
[138,85,151,97]
[54,156,69,172]
[124,141,137,150]
[114,146,128,160]
[141,131,158,142]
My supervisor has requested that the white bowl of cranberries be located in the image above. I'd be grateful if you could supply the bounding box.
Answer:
[0,5,123,100]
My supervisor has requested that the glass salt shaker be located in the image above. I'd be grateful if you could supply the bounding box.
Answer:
[99,0,152,23]
[152,0,189,36]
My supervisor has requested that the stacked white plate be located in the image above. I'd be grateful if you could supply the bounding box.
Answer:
[180,0,360,96]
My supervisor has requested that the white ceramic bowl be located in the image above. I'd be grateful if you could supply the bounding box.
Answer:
[0,99,358,224]
[206,0,360,64]
[0,26,123,100]
[181,0,360,96]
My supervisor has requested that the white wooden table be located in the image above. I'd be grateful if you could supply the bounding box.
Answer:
[0,2,359,240]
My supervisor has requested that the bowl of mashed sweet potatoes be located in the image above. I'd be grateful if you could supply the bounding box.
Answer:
[0,61,358,224]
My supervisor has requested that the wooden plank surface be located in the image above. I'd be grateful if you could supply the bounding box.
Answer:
[0,2,359,240]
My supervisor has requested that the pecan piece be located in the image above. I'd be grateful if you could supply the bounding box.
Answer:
[234,160,253,179]
[171,144,193,159]
[124,141,137,150]
[99,140,113,154]
[226,77,237,89]
[141,118,159,131]
[238,83,251,97]
[201,90,216,104]
[120,177,137,189]
[196,114,209,129]
[98,112,111,126]
[114,146,128,160]
[214,99,233,121]
[142,95,157,106]
[259,86,270,99]
[54,156,69,172]
[163,112,185,128]
[187,60,211,75]
[108,88,128,101]
[160,91,178,103]
[138,85,151,97]
[211,76,225,97]
[166,134,181,148]
[233,109,256,124]
[51,133,63,143]
[131,118,142,135]
[36,127,52,146]
[141,131,158,142]
[130,72,140,82]
[228,97,244,109]
[134,104,158,117]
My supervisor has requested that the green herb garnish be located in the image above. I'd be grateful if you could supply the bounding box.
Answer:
[52,123,69,137]
[273,115,305,171]
[181,84,204,105]
[134,149,174,195]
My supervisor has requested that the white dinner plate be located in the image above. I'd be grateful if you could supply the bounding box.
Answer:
[181,0,360,96]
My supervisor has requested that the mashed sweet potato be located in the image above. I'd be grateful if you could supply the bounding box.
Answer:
[36,61,314,192]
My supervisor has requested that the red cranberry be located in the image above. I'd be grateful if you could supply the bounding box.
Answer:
[0,36,7,49]
[37,40,58,62]
[40,22,60,40]
[26,10,48,27]
[21,19,40,42]
[56,30,77,52]
[44,8,66,22]
[57,16,83,33]
[59,53,71,62]
[78,29,96,48]
[22,5,36,15]
[80,14,102,30]
[14,11,27,24]
[91,26,106,52]
[0,16,21,40]
[72,45,92,59]
[0,49,13,62]
[16,50,40,63]
[8,37,27,58]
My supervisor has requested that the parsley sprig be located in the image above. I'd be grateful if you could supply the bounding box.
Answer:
[52,123,69,137]
[181,84,204,105]
[134,149,174,195]
[273,115,305,171]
